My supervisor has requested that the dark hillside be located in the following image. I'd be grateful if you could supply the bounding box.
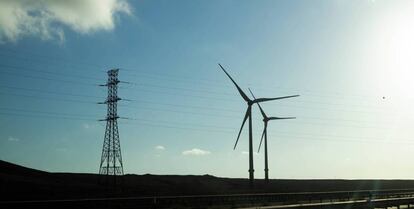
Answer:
[1,160,414,201]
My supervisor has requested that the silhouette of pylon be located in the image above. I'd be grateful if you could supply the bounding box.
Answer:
[99,69,124,179]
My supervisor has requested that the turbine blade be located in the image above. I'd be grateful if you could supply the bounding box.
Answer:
[248,88,257,100]
[253,95,300,103]
[258,124,267,153]
[268,117,296,120]
[234,107,249,150]
[218,64,250,102]
[248,88,267,119]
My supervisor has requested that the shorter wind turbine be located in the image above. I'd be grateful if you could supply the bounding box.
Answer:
[249,88,297,183]
[219,63,299,187]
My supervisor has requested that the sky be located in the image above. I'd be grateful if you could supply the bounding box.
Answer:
[1,0,414,179]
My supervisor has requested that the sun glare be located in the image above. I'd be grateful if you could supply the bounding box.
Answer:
[369,4,414,99]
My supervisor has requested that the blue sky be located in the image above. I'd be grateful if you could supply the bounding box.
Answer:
[1,0,414,179]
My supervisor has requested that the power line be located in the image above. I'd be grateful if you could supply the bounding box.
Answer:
[127,82,388,111]
[0,92,98,104]
[272,132,414,146]
[118,121,414,146]
[0,112,96,121]
[0,61,406,133]
[127,87,388,113]
[0,89,399,129]
[0,85,105,99]
[2,71,95,86]
[125,80,386,110]
[0,57,391,112]
[2,107,412,145]
[120,121,234,133]
[0,107,100,118]
[0,63,103,82]
[0,48,106,70]
[0,68,391,114]
[0,50,386,104]
[0,85,401,131]
[120,67,384,102]
[127,82,234,97]
[0,102,391,130]
[0,82,393,118]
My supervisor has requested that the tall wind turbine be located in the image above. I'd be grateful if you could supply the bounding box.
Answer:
[249,88,297,183]
[218,64,299,187]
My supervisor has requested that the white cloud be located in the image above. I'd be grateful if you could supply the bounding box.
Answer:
[0,0,131,43]
[182,148,211,156]
[7,136,20,142]
[155,145,165,151]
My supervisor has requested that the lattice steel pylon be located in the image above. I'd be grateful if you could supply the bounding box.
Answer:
[99,69,124,177]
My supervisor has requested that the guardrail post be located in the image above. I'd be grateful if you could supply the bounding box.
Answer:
[152,197,157,209]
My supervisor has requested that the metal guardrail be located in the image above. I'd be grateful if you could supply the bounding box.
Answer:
[2,188,414,208]
[238,196,414,209]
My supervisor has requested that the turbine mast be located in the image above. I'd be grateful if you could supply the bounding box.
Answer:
[248,105,254,186]
[264,124,269,183]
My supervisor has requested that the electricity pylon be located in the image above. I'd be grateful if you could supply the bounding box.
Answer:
[99,69,124,184]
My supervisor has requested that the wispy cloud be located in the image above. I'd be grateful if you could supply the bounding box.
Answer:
[182,148,211,156]
[82,123,90,129]
[155,145,165,151]
[0,0,132,43]
[7,136,20,142]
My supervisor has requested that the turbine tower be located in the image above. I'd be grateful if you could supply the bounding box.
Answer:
[219,64,299,187]
[249,88,297,183]
[99,69,124,184]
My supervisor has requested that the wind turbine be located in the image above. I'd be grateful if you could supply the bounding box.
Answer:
[249,88,297,184]
[218,63,299,187]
